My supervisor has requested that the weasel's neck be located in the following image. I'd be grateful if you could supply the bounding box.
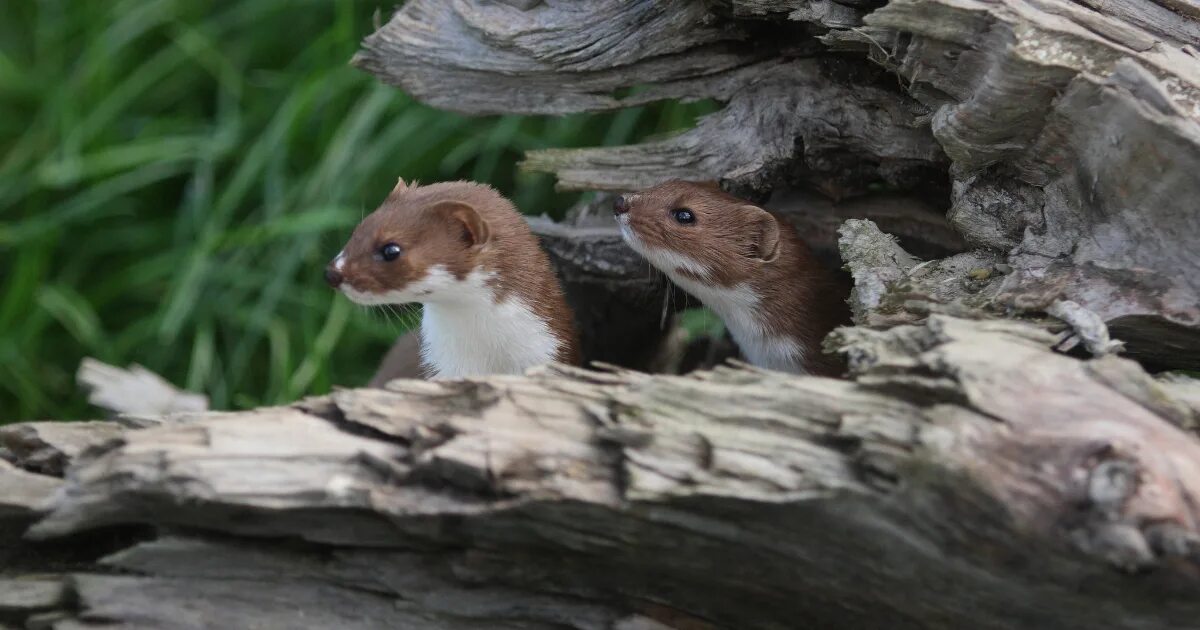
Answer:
[418,271,560,379]
[695,283,811,375]
[664,273,806,373]
[667,268,844,376]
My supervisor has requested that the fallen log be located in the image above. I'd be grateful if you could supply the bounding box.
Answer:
[4,317,1200,628]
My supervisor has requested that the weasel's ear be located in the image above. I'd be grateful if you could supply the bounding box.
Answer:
[434,201,491,248]
[745,206,781,263]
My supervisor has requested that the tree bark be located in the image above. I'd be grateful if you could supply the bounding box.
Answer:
[4,317,1200,628]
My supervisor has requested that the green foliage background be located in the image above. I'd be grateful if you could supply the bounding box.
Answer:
[0,0,717,422]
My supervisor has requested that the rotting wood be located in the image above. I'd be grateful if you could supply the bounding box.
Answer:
[76,358,208,416]
[4,317,1200,628]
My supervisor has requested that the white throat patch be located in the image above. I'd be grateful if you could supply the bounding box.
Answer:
[339,265,560,378]
[618,218,807,374]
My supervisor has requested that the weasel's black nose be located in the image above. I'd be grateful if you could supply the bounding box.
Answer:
[324,266,343,288]
[613,195,630,216]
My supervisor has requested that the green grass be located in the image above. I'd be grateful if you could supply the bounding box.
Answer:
[0,0,719,422]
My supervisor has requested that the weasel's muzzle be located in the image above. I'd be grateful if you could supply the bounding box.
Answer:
[324,266,343,288]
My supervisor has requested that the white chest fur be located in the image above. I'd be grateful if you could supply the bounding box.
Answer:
[420,291,559,379]
[339,264,560,378]
[617,224,806,374]
[672,275,807,374]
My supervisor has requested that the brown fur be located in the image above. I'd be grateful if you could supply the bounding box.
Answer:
[620,180,850,376]
[336,179,580,365]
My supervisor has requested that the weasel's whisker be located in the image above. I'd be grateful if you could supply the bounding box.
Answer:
[378,304,405,335]
[660,284,672,330]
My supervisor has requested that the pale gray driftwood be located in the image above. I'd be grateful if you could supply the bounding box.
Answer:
[0,460,59,523]
[2,317,1200,628]
[829,3,1200,367]
[0,421,124,477]
[76,358,208,417]
[356,1,947,197]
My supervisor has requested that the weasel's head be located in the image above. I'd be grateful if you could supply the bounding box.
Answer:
[325,178,492,305]
[613,180,781,286]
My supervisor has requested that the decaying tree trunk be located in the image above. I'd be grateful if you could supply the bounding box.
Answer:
[5,1,1200,628]
[4,317,1200,628]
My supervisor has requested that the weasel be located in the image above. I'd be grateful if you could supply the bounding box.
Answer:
[614,180,849,376]
[326,178,580,378]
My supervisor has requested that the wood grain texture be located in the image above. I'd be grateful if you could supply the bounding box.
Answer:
[4,317,1200,628]
[76,359,208,417]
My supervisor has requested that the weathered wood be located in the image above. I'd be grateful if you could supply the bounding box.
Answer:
[0,460,59,523]
[0,421,124,477]
[517,59,946,198]
[0,578,64,616]
[76,358,207,416]
[844,3,1200,366]
[356,1,947,199]
[5,318,1200,628]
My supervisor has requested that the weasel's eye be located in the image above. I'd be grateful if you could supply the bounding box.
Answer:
[379,243,403,262]
[671,208,696,224]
